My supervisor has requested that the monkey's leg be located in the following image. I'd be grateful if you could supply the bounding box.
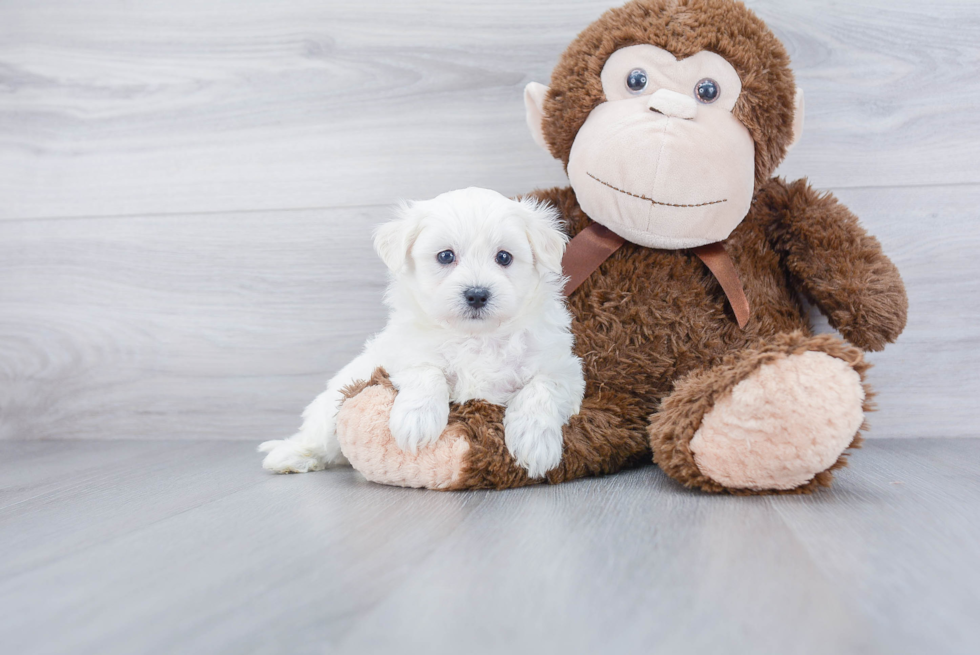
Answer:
[335,369,651,490]
[648,332,872,495]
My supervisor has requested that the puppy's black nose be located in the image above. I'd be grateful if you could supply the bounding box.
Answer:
[463,287,490,309]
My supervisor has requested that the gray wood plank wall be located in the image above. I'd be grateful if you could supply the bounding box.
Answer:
[1,0,978,441]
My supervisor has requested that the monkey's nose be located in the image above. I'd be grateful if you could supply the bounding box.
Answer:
[647,88,698,120]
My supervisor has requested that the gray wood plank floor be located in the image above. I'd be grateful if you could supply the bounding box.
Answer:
[1,439,978,655]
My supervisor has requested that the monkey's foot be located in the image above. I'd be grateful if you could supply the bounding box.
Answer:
[650,333,871,494]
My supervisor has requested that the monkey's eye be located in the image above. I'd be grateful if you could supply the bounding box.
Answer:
[495,251,513,267]
[626,68,648,94]
[695,78,720,104]
[437,250,455,265]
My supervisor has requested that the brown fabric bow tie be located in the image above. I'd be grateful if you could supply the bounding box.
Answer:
[560,222,750,329]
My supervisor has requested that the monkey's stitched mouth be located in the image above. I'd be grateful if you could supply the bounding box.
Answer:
[587,172,727,208]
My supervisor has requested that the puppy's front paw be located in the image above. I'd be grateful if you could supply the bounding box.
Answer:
[389,394,450,453]
[503,410,564,478]
[258,438,330,474]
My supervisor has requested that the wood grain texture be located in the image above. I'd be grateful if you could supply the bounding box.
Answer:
[828,184,980,438]
[2,4,976,651]
[0,206,390,441]
[0,0,978,220]
[1,0,978,443]
[1,185,975,442]
[0,439,977,654]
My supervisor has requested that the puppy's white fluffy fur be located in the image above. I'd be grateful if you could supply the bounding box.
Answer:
[259,187,585,478]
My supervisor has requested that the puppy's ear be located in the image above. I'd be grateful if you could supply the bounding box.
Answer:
[519,197,567,277]
[374,202,424,272]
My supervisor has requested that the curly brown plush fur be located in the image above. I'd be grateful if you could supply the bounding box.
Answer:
[343,369,537,490]
[542,0,798,188]
[527,179,901,494]
[337,0,908,494]
[648,331,873,495]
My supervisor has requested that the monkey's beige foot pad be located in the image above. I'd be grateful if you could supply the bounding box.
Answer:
[337,368,535,491]
[336,382,470,490]
[690,351,866,491]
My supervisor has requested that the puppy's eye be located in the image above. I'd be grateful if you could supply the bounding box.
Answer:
[495,251,513,267]
[626,68,648,94]
[436,250,455,265]
[695,78,720,104]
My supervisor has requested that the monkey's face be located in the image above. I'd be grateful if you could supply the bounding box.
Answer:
[528,44,777,250]
[566,45,755,249]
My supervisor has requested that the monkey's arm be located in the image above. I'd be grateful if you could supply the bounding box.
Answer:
[335,368,651,490]
[764,178,908,352]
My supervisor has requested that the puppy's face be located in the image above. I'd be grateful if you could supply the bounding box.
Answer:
[374,188,566,333]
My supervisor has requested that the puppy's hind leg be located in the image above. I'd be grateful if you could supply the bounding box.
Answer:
[259,352,379,474]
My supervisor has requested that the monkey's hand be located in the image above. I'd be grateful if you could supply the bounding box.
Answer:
[335,368,536,491]
[764,178,908,352]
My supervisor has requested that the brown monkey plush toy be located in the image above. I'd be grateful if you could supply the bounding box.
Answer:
[333,0,908,494]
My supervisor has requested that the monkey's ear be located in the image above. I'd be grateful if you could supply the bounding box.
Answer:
[519,197,567,276]
[374,203,424,272]
[524,82,551,153]
[789,86,805,149]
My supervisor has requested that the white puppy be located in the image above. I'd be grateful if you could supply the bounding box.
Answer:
[259,187,584,478]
